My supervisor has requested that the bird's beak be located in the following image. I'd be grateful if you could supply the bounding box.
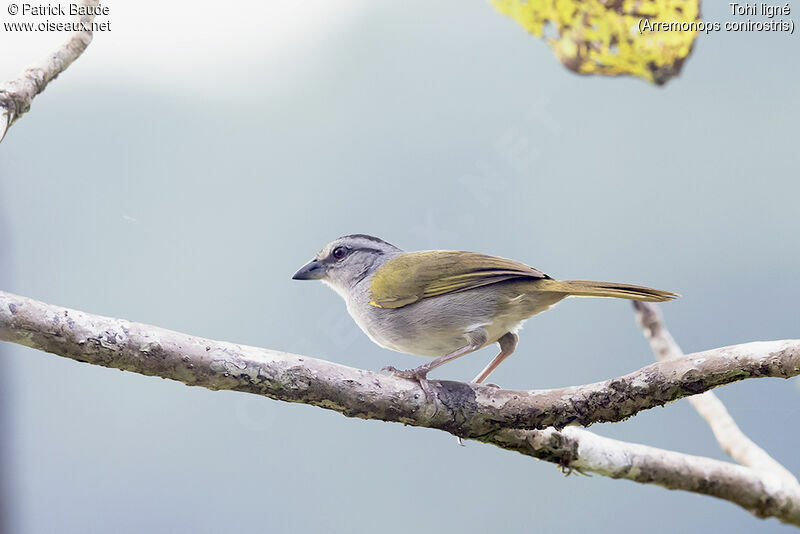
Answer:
[292,259,325,280]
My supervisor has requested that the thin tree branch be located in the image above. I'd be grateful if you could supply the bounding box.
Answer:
[1,289,799,526]
[492,427,800,526]
[0,0,99,142]
[634,301,799,486]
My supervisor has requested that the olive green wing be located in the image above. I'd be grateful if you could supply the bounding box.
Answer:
[369,250,550,309]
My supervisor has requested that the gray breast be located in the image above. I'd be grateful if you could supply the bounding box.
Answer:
[344,281,512,356]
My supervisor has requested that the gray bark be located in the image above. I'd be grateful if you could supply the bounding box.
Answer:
[1,290,799,526]
[0,0,99,142]
[635,301,799,486]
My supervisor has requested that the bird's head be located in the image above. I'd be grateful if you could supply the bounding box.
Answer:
[292,234,403,298]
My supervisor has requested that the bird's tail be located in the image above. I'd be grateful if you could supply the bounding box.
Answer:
[535,279,679,302]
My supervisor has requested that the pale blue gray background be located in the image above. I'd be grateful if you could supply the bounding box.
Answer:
[0,1,798,533]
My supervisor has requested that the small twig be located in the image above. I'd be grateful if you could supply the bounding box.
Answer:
[0,0,99,142]
[634,301,799,487]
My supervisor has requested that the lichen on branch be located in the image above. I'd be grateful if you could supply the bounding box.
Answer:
[491,0,700,85]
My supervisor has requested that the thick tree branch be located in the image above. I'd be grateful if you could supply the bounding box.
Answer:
[634,301,799,486]
[1,290,798,435]
[0,0,99,142]
[1,289,799,525]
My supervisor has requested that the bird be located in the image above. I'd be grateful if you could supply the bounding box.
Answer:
[292,234,678,395]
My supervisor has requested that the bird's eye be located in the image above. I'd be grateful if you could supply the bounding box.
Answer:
[332,246,347,260]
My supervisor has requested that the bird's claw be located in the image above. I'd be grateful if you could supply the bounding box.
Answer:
[381,366,426,379]
[381,365,435,400]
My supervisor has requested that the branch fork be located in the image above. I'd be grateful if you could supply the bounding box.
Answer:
[0,290,798,526]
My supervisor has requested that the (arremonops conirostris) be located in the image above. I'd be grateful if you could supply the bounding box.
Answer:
[292,234,677,393]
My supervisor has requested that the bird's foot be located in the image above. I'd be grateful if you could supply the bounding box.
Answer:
[382,365,435,400]
[381,365,426,380]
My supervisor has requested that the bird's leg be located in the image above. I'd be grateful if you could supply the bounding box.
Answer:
[382,344,478,398]
[382,329,487,399]
[471,332,519,385]
[455,332,520,446]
